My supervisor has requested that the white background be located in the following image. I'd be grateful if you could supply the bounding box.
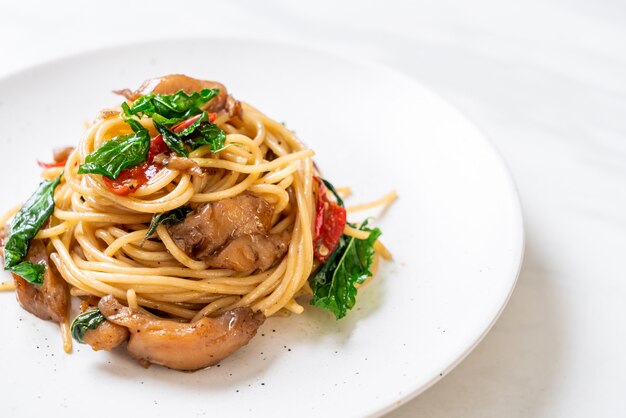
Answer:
[1,1,624,416]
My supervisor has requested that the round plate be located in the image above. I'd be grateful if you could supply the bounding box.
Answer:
[0,39,523,417]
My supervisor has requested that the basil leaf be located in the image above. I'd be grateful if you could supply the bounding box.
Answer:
[71,309,106,344]
[78,130,150,179]
[124,88,219,124]
[185,121,227,153]
[151,108,200,126]
[3,175,61,268]
[310,220,382,319]
[144,206,192,242]
[6,261,45,285]
[154,123,189,157]
[153,89,219,115]
[124,94,155,117]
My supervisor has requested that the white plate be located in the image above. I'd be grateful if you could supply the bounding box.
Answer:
[0,39,523,417]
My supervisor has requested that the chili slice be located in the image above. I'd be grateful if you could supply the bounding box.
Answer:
[37,160,67,169]
[103,134,169,196]
[313,176,347,262]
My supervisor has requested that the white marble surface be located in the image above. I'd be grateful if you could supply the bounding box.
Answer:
[1,0,625,416]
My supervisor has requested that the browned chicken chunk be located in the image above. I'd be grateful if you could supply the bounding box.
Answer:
[98,295,265,371]
[116,74,241,116]
[207,231,290,271]
[11,240,69,323]
[82,320,129,351]
[153,153,204,176]
[168,194,290,272]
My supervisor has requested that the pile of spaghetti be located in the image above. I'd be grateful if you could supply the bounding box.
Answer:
[0,75,395,371]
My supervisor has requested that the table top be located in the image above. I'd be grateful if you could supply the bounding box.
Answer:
[1,1,624,416]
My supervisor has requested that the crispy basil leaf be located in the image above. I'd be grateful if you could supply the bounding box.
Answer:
[123,88,219,125]
[151,108,201,126]
[185,121,227,153]
[144,206,192,242]
[153,88,219,115]
[6,261,45,285]
[78,130,150,179]
[310,220,382,319]
[155,122,189,157]
[71,309,106,344]
[3,175,61,269]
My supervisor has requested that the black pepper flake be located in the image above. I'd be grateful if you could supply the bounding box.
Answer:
[261,383,265,386]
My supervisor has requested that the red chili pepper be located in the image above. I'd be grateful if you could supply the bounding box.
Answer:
[102,165,148,195]
[313,177,347,262]
[37,159,67,169]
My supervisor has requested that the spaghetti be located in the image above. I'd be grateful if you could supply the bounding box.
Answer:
[0,75,392,370]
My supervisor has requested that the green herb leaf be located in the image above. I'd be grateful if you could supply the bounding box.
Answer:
[151,109,200,126]
[184,121,227,153]
[310,220,382,319]
[78,130,150,179]
[153,89,219,115]
[155,122,189,157]
[3,175,62,269]
[123,88,219,125]
[71,309,106,344]
[6,261,45,285]
[144,206,192,242]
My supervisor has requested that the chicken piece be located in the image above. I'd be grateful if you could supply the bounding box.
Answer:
[169,194,272,256]
[168,194,290,272]
[115,74,241,116]
[207,231,290,272]
[82,320,129,351]
[98,295,265,371]
[11,240,69,323]
[153,153,204,176]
